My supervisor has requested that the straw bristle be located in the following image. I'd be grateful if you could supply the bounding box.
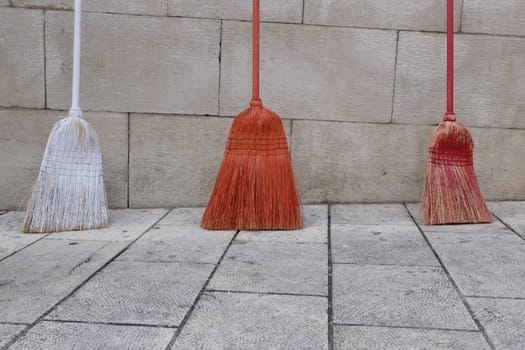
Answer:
[201,104,303,230]
[22,115,109,233]
[422,120,493,225]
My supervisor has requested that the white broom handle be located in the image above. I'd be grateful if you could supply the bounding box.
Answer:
[70,0,82,117]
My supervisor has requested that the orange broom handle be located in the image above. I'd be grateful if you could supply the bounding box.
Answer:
[445,0,455,121]
[251,0,262,107]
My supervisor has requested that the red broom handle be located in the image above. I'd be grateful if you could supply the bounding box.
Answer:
[445,0,455,120]
[251,0,261,106]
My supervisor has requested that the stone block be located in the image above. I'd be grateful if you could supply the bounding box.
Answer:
[489,201,525,238]
[334,325,490,350]
[0,212,43,260]
[168,0,302,23]
[12,0,166,15]
[331,224,439,266]
[393,32,525,129]
[425,231,525,298]
[10,321,174,350]
[331,204,413,225]
[46,12,220,115]
[237,205,328,243]
[220,21,397,123]
[118,208,235,264]
[0,239,127,323]
[209,241,328,296]
[0,7,45,108]
[304,0,462,31]
[47,209,168,241]
[48,261,214,327]
[0,324,25,348]
[0,109,128,209]
[291,122,431,203]
[172,292,328,350]
[333,264,477,329]
[462,0,525,36]
[468,298,525,350]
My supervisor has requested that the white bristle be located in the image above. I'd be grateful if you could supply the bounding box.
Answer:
[22,115,109,233]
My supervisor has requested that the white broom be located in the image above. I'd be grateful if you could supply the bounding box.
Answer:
[22,0,108,233]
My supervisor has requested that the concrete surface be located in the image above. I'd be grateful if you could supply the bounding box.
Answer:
[1,202,524,349]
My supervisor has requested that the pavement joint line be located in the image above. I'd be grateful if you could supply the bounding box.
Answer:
[403,203,497,350]
[332,262,441,268]
[115,259,217,266]
[0,208,175,350]
[491,212,525,241]
[41,318,178,329]
[164,229,241,350]
[0,322,29,326]
[333,322,484,333]
[205,289,328,299]
[327,204,334,350]
[0,232,51,264]
[464,295,525,301]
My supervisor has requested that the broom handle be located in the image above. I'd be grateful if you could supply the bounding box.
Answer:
[445,0,455,119]
[251,0,261,106]
[70,0,82,117]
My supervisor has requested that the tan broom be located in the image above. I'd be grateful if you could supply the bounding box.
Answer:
[22,0,108,233]
[422,0,493,225]
[201,0,303,230]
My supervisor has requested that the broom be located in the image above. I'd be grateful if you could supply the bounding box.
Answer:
[201,0,303,230]
[22,0,108,233]
[421,0,493,225]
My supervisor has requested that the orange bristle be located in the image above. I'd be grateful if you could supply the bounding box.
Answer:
[201,100,303,230]
[422,118,493,225]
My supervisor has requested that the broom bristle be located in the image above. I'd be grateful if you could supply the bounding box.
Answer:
[201,103,303,230]
[422,119,493,225]
[22,115,109,233]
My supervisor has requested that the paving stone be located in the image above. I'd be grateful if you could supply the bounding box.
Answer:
[47,209,168,242]
[9,321,174,350]
[304,0,463,31]
[171,292,328,350]
[46,12,220,115]
[331,224,439,266]
[12,0,167,16]
[394,31,525,130]
[0,0,9,6]
[0,212,43,260]
[406,203,510,234]
[0,7,45,109]
[0,239,127,323]
[331,204,413,225]
[0,324,26,348]
[118,208,234,264]
[426,232,525,298]
[468,298,525,350]
[237,205,328,243]
[490,201,525,238]
[220,21,397,123]
[48,261,213,327]
[209,241,328,296]
[333,264,477,330]
[462,0,525,36]
[168,0,302,23]
[334,325,490,350]
[0,109,128,210]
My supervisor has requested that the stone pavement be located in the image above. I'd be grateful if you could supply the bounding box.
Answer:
[0,202,524,349]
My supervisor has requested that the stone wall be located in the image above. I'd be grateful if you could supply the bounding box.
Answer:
[1,0,524,209]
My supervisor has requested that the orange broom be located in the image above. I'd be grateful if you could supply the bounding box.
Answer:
[201,0,303,230]
[422,0,493,225]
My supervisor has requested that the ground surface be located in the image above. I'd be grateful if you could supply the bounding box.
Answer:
[0,202,524,350]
